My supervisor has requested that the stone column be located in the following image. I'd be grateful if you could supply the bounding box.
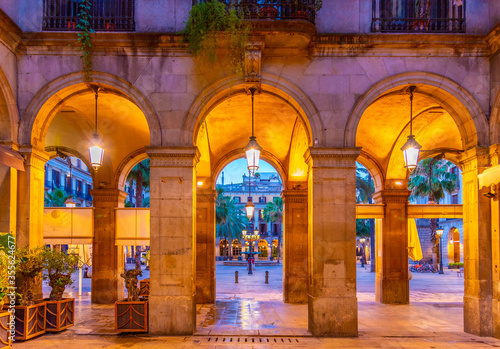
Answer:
[460,147,493,336]
[373,189,410,304]
[17,146,49,248]
[0,164,17,235]
[90,188,127,304]
[282,187,308,303]
[147,146,199,335]
[304,147,359,337]
[490,145,500,339]
[196,187,216,304]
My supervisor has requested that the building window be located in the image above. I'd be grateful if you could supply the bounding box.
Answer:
[77,180,83,198]
[52,170,60,188]
[234,196,240,203]
[77,158,82,168]
[371,0,465,33]
[452,194,458,204]
[259,196,267,204]
[43,0,135,32]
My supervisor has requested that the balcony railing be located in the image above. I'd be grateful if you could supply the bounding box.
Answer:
[43,0,135,32]
[371,0,465,33]
[200,0,317,24]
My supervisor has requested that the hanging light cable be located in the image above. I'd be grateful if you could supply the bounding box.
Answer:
[245,88,262,175]
[401,85,421,171]
[89,85,104,171]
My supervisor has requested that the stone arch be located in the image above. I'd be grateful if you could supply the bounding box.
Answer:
[183,74,324,147]
[115,148,149,191]
[356,151,384,193]
[19,71,162,147]
[0,65,19,143]
[44,145,96,180]
[345,72,489,149]
[211,149,287,190]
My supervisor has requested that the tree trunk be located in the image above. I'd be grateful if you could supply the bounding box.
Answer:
[370,219,376,272]
[135,169,143,208]
[429,218,438,269]
[276,220,282,264]
[135,246,142,269]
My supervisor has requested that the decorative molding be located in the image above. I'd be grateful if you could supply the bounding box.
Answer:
[90,188,127,202]
[245,42,262,86]
[0,10,22,53]
[373,190,411,204]
[146,146,200,168]
[196,189,217,203]
[281,190,307,203]
[458,147,489,174]
[18,146,50,171]
[304,147,361,168]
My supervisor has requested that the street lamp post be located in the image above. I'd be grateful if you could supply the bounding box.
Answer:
[359,238,366,268]
[244,229,260,275]
[436,226,444,274]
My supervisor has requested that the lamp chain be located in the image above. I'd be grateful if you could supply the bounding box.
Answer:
[94,88,99,136]
[409,88,413,136]
[251,88,255,138]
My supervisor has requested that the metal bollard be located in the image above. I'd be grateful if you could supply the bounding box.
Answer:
[265,270,269,284]
[235,271,239,283]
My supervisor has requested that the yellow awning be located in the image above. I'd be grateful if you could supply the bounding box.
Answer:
[408,218,423,261]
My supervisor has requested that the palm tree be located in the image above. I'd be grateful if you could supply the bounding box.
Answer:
[263,197,283,264]
[408,157,458,268]
[45,188,70,207]
[356,165,375,271]
[216,186,248,260]
[125,159,150,268]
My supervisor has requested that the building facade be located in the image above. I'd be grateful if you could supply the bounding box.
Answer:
[1,0,500,338]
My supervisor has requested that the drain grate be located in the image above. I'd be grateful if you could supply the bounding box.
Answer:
[203,337,301,345]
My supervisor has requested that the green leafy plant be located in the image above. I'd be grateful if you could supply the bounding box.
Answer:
[183,0,250,77]
[16,247,45,306]
[42,248,79,301]
[0,233,16,307]
[448,262,464,268]
[45,188,70,207]
[76,0,94,82]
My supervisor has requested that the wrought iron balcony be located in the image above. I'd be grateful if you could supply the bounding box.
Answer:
[43,0,135,32]
[208,0,317,24]
[371,0,465,33]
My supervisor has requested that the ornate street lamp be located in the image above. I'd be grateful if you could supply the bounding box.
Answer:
[244,88,262,174]
[89,85,104,171]
[401,85,421,171]
[435,226,444,274]
[244,229,260,275]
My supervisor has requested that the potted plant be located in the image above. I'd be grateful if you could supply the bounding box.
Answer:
[115,268,148,333]
[13,247,46,341]
[42,248,79,332]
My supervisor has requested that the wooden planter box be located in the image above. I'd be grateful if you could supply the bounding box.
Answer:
[0,311,11,348]
[138,279,150,298]
[13,302,46,341]
[45,298,74,332]
[115,299,148,333]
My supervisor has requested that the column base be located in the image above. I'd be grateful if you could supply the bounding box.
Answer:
[149,294,196,335]
[308,294,358,337]
[375,275,409,304]
[284,276,308,303]
[464,295,493,337]
[91,277,123,304]
[196,274,215,304]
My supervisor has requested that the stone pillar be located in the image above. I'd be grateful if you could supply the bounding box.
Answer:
[17,146,48,248]
[0,164,17,235]
[460,147,493,336]
[196,187,216,304]
[282,188,308,303]
[304,147,359,337]
[491,145,500,339]
[91,188,127,304]
[373,189,410,304]
[147,146,199,335]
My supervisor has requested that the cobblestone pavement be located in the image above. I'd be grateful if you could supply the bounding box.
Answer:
[16,262,500,348]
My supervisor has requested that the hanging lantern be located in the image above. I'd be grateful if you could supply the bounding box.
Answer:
[401,135,421,171]
[89,134,104,170]
[245,88,262,174]
[245,197,255,219]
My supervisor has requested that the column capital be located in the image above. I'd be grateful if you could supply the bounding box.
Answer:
[146,146,200,167]
[90,188,127,203]
[197,188,217,202]
[304,147,361,168]
[373,189,411,204]
[18,145,50,171]
[281,189,307,203]
[459,147,489,174]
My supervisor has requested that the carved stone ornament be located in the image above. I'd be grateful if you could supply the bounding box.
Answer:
[245,43,262,85]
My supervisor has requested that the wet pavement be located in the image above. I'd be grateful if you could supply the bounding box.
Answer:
[14,262,500,348]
